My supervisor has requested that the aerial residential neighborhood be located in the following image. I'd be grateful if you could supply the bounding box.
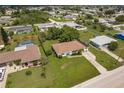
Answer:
[0,5,124,88]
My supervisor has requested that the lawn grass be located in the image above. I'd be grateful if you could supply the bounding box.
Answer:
[89,46,122,70]
[112,39,124,59]
[51,17,73,22]
[43,40,58,51]
[6,55,99,88]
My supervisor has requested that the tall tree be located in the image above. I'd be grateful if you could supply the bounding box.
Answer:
[0,27,9,44]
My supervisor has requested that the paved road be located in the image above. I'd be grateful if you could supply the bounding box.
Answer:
[73,65,124,88]
[82,51,107,74]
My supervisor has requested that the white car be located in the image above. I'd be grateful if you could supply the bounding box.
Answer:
[0,67,6,81]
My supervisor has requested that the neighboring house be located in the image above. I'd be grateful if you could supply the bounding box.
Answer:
[0,16,12,25]
[0,45,41,66]
[56,21,86,30]
[52,40,87,57]
[64,15,76,20]
[5,25,32,34]
[115,32,124,40]
[99,18,113,27]
[90,35,117,48]
[36,23,58,31]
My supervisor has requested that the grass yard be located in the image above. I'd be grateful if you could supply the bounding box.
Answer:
[6,55,99,88]
[43,40,58,51]
[112,39,124,59]
[51,17,73,22]
[89,46,122,70]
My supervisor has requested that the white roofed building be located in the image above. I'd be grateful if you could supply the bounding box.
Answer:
[90,35,117,48]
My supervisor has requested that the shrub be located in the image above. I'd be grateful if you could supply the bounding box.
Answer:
[45,49,52,56]
[41,57,49,66]
[9,62,13,67]
[41,72,46,78]
[32,61,38,66]
[25,70,32,76]
[108,41,118,51]
[14,59,21,66]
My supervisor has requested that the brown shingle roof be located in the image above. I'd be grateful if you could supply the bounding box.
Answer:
[0,45,41,64]
[52,40,86,55]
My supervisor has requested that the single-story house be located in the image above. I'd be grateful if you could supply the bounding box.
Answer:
[64,15,76,20]
[5,25,32,34]
[36,23,58,31]
[0,45,41,66]
[0,16,13,25]
[115,32,124,40]
[90,35,117,48]
[52,40,87,57]
[56,21,84,30]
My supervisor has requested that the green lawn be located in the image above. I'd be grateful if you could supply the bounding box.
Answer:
[43,40,58,51]
[89,46,122,70]
[51,17,73,22]
[113,39,124,59]
[6,55,99,88]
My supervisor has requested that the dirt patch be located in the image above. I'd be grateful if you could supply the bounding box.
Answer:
[61,62,72,70]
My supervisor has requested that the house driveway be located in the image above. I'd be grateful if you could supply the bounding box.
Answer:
[82,51,107,74]
[101,47,123,62]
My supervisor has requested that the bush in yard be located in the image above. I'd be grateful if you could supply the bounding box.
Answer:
[108,41,118,51]
[32,61,38,66]
[9,62,13,67]
[45,49,52,56]
[41,72,46,78]
[14,59,21,66]
[41,56,49,66]
[25,70,32,76]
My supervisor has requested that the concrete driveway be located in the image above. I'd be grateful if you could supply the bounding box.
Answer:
[82,51,107,74]
[101,47,123,62]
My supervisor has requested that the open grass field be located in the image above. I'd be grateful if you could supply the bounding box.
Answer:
[89,46,122,70]
[6,55,99,88]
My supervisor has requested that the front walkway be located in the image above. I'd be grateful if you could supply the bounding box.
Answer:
[101,47,123,62]
[82,51,107,74]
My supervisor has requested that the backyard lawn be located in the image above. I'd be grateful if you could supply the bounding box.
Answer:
[6,55,99,88]
[89,46,122,70]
